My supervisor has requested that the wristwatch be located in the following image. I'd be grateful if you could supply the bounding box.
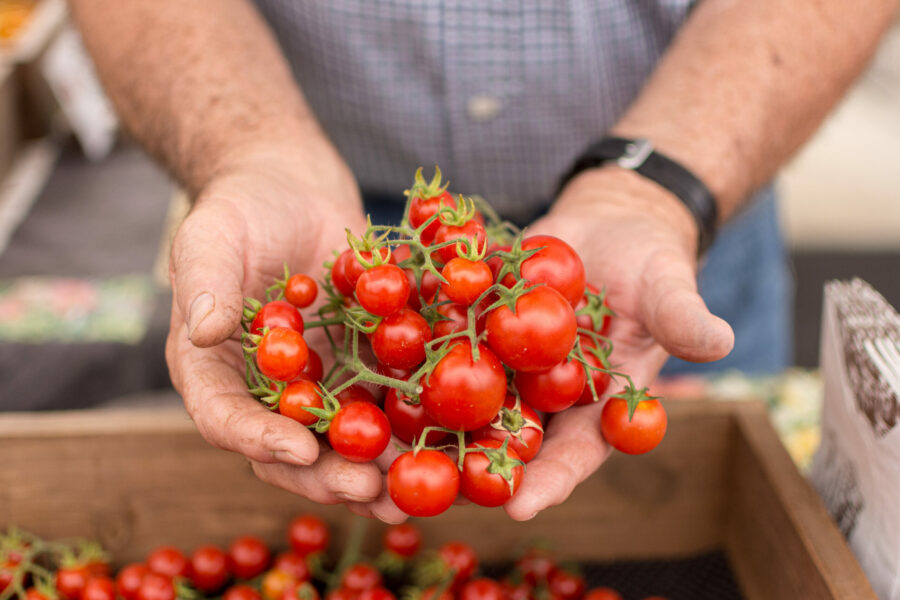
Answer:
[558,136,719,254]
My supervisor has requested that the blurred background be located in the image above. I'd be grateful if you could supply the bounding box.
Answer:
[0,0,898,412]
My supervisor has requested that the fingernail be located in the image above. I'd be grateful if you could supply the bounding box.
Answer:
[336,492,376,503]
[273,449,316,466]
[524,511,539,521]
[187,292,215,340]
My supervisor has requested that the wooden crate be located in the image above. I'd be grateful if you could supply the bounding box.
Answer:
[0,400,874,599]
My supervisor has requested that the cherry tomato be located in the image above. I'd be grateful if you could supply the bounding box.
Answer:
[432,220,487,265]
[600,396,667,455]
[82,577,116,600]
[502,580,534,600]
[357,587,395,600]
[251,300,305,336]
[376,362,412,382]
[485,286,576,373]
[471,396,543,463]
[382,523,422,558]
[459,578,505,600]
[356,264,411,317]
[282,582,320,600]
[583,589,622,600]
[288,515,330,556]
[115,564,148,600]
[262,569,296,600]
[279,380,325,426]
[441,258,493,306]
[228,536,271,580]
[331,248,393,297]
[433,300,469,338]
[324,588,356,600]
[370,308,432,369]
[25,589,50,600]
[341,563,382,592]
[460,440,524,507]
[224,585,263,600]
[285,274,318,308]
[575,337,611,406]
[56,565,90,600]
[502,236,585,307]
[420,341,506,431]
[387,450,459,517]
[0,559,19,594]
[273,553,310,582]
[574,284,611,335]
[409,190,455,243]
[301,348,324,382]
[406,269,442,311]
[257,327,309,381]
[515,356,586,413]
[438,542,478,589]
[547,570,585,600]
[328,402,391,462]
[516,548,556,586]
[336,385,378,405]
[421,586,453,600]
[384,388,448,446]
[136,573,174,600]
[190,545,230,593]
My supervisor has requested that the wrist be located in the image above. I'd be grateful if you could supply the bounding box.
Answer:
[554,166,700,256]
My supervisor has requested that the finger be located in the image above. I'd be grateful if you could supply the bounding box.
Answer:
[168,323,319,466]
[638,250,734,363]
[503,401,611,521]
[356,488,409,524]
[170,199,247,347]
[251,449,384,505]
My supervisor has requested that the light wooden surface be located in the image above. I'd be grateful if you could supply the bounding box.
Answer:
[0,400,875,598]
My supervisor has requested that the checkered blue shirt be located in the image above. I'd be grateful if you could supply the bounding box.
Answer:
[254,0,696,221]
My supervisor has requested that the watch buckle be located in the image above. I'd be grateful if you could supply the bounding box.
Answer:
[616,138,654,170]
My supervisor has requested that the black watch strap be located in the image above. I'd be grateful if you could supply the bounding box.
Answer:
[558,137,719,254]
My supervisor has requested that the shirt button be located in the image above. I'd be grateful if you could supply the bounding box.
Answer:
[467,94,501,121]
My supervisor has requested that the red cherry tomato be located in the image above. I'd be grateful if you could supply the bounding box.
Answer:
[387,450,459,517]
[224,585,263,600]
[574,284,611,335]
[420,341,506,431]
[485,286,576,373]
[471,396,543,463]
[382,523,422,558]
[301,348,324,383]
[190,545,230,593]
[433,300,469,338]
[459,578,505,600]
[288,515,330,556]
[256,327,309,381]
[502,580,534,600]
[441,258,493,306]
[600,396,667,455]
[116,564,148,600]
[228,536,271,580]
[515,357,586,413]
[341,564,382,592]
[279,380,325,426]
[409,190,455,243]
[460,440,524,507]
[146,546,189,579]
[82,577,116,600]
[273,553,310,582]
[285,274,318,308]
[324,588,356,600]
[502,236,585,307]
[56,566,90,600]
[438,542,478,589]
[406,269,442,311]
[356,264,411,317]
[25,589,50,600]
[432,220,487,265]
[357,587,395,600]
[251,300,305,336]
[335,385,378,405]
[575,337,611,406]
[331,248,393,297]
[136,573,174,600]
[370,308,432,369]
[516,548,556,586]
[376,362,412,382]
[281,581,320,600]
[328,402,391,462]
[583,589,623,600]
[547,570,585,600]
[384,388,448,446]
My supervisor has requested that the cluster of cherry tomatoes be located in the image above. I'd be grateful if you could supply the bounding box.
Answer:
[240,168,668,518]
[0,518,668,600]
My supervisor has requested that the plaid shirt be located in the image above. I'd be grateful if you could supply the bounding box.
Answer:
[254,0,695,222]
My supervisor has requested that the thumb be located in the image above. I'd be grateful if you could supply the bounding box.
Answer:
[170,199,247,347]
[639,250,734,363]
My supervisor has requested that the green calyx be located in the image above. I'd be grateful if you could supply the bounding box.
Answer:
[405,166,450,202]
[476,437,525,495]
[488,233,542,285]
[574,286,616,332]
[611,381,659,421]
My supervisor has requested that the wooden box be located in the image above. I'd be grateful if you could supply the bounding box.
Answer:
[0,400,874,599]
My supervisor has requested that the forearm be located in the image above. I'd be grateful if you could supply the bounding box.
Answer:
[69,0,339,195]
[611,0,898,221]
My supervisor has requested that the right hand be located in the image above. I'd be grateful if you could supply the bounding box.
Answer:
[164,146,408,522]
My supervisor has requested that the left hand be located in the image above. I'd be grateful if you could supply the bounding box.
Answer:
[502,166,734,520]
